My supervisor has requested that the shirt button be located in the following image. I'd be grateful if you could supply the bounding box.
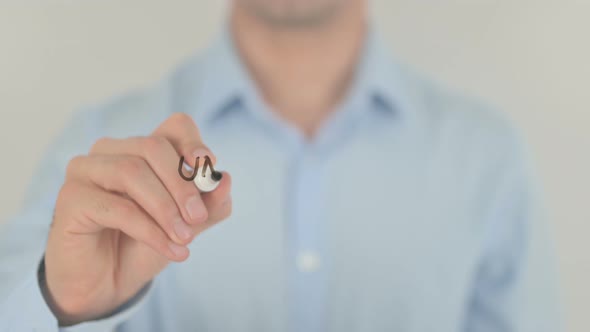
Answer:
[297,251,321,273]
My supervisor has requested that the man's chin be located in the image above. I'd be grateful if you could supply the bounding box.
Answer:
[238,0,349,28]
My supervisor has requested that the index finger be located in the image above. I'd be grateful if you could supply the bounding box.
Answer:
[152,112,216,168]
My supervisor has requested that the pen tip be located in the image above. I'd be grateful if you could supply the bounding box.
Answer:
[211,171,223,181]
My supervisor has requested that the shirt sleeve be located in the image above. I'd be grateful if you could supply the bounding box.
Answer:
[0,266,58,331]
[57,281,152,332]
[0,260,152,332]
[463,130,562,332]
[0,109,152,331]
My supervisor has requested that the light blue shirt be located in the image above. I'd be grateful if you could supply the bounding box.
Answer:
[0,27,560,332]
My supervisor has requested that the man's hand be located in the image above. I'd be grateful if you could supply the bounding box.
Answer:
[43,113,232,325]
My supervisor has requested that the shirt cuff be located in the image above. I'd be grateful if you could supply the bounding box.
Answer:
[59,281,152,332]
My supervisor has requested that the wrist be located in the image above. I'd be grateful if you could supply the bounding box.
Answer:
[38,256,97,326]
[38,256,153,326]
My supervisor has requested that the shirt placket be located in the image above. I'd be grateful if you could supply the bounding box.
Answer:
[287,143,328,332]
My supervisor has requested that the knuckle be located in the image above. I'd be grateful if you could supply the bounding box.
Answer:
[142,136,169,155]
[90,136,113,154]
[167,112,194,126]
[166,113,201,136]
[118,157,147,179]
[56,182,80,210]
[65,155,86,176]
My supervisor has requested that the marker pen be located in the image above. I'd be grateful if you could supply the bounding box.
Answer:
[178,156,223,193]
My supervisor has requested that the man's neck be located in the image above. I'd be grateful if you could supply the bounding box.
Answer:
[230,2,367,138]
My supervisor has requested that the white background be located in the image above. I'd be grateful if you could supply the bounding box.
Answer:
[0,1,588,330]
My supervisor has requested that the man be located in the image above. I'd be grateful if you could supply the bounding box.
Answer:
[0,0,560,331]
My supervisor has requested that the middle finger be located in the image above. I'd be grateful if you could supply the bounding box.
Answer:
[90,136,208,226]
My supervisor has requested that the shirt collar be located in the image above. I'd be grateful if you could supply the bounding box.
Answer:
[186,24,411,125]
[346,28,412,118]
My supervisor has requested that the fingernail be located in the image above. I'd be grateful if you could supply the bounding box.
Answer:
[186,195,206,222]
[173,218,192,241]
[168,242,188,258]
[193,148,214,163]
